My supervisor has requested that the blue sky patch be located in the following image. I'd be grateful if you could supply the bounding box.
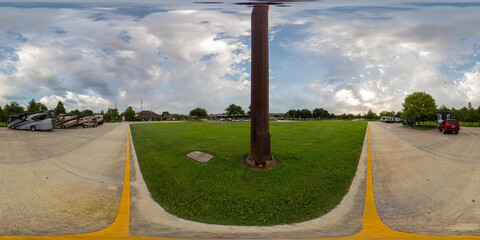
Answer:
[118,31,132,43]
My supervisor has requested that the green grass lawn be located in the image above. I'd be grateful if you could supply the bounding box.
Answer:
[0,122,6,127]
[130,121,367,226]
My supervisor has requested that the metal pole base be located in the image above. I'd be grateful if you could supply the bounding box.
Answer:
[244,154,277,170]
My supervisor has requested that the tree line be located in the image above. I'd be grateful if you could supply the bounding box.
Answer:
[2,95,479,125]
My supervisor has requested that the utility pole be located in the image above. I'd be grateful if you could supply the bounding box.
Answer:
[245,4,276,169]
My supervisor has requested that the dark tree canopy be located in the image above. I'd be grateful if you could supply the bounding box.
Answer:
[379,111,395,117]
[82,109,93,116]
[0,106,5,122]
[402,92,436,123]
[312,108,330,118]
[122,106,136,121]
[27,99,48,112]
[4,101,25,117]
[106,108,120,122]
[54,101,67,115]
[70,109,82,115]
[365,109,378,119]
[299,109,312,118]
[162,111,170,117]
[225,104,244,116]
[189,107,208,118]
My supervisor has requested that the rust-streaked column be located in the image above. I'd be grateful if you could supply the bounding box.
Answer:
[250,4,271,167]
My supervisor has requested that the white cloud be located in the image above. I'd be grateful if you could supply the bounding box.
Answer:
[39,91,111,112]
[459,63,480,103]
[1,1,480,115]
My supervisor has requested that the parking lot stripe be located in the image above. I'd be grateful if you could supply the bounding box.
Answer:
[464,131,478,139]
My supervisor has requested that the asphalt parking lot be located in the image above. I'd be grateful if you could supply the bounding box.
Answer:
[371,122,480,235]
[0,123,127,235]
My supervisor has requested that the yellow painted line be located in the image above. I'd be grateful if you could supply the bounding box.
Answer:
[3,123,480,240]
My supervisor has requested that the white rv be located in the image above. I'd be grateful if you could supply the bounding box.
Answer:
[7,111,55,131]
[380,116,395,123]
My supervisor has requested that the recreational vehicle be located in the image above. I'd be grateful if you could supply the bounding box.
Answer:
[94,115,104,125]
[380,116,394,123]
[7,111,55,131]
[55,114,79,128]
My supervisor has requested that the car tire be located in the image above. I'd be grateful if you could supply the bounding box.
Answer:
[61,125,66,129]
[455,131,459,134]
[31,126,36,131]
[442,128,446,134]
[83,125,87,128]
[93,124,97,128]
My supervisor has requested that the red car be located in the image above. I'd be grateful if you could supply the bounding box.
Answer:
[439,119,460,134]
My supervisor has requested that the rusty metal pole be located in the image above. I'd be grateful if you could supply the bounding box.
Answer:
[249,4,273,168]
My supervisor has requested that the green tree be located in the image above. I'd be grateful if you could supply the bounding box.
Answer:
[106,108,120,122]
[464,103,480,126]
[395,111,402,118]
[286,109,299,119]
[189,107,208,119]
[225,104,244,117]
[437,104,451,113]
[365,109,378,119]
[82,109,93,116]
[0,106,5,122]
[379,111,395,117]
[4,101,25,116]
[70,109,82,115]
[122,106,136,121]
[27,99,47,112]
[162,111,170,117]
[313,108,329,119]
[402,92,436,125]
[54,101,67,115]
[299,109,312,119]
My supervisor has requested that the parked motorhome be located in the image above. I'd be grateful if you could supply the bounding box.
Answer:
[436,112,451,128]
[7,111,55,131]
[380,116,394,123]
[95,115,104,125]
[55,114,79,128]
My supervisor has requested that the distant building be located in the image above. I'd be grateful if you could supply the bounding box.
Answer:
[137,110,159,121]
[162,114,176,121]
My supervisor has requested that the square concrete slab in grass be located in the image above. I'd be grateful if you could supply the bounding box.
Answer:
[186,151,214,163]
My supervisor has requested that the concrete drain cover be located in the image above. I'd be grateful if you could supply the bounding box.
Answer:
[186,151,214,163]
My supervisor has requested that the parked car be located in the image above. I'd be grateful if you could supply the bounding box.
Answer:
[439,119,460,134]
[82,120,98,128]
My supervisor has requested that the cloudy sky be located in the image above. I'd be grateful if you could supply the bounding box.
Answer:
[0,0,479,115]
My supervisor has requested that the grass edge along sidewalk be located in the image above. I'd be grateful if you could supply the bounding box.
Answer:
[130,121,367,226]
[0,122,6,127]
